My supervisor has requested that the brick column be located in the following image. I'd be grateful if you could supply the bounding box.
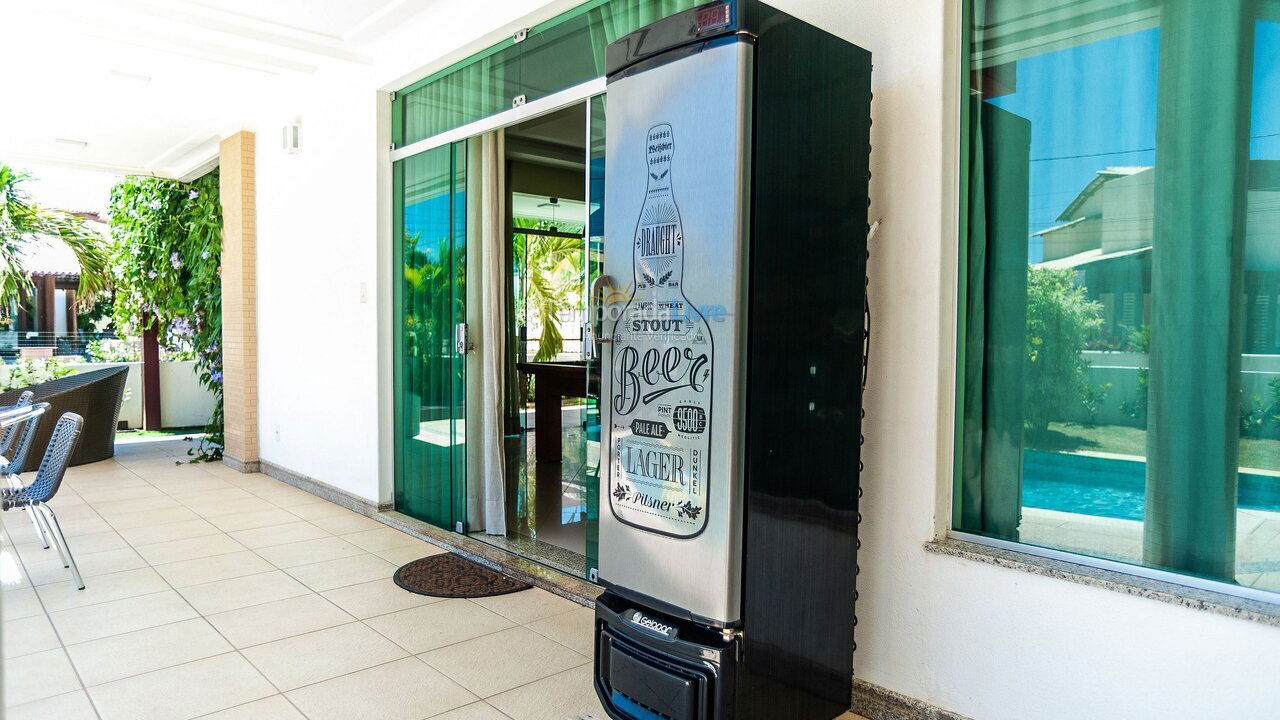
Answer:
[219,131,260,472]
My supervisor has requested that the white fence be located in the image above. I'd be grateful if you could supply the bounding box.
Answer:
[1079,351,1280,426]
[60,361,217,430]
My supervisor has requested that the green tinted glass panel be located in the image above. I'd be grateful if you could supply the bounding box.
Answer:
[394,143,467,528]
[583,93,607,577]
[957,0,1280,596]
[397,0,701,146]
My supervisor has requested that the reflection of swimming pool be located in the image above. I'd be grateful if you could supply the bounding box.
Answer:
[1022,450,1280,522]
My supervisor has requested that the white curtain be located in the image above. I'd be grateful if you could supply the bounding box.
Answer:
[466,130,508,536]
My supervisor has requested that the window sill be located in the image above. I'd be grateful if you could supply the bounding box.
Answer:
[925,536,1280,628]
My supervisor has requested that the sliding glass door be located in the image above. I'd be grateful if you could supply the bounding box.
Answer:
[394,142,468,529]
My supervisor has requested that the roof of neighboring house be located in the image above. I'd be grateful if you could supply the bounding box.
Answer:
[1033,216,1090,237]
[1033,244,1151,271]
[17,211,108,279]
[1056,166,1151,222]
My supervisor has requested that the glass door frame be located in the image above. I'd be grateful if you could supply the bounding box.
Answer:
[390,79,607,575]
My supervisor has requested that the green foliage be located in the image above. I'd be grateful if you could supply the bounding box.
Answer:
[0,358,74,393]
[1024,267,1105,432]
[86,338,138,363]
[86,338,198,364]
[512,218,584,362]
[1121,368,1149,423]
[1239,378,1280,439]
[0,164,109,318]
[108,171,223,461]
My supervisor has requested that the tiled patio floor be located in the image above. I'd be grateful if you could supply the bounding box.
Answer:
[0,440,605,720]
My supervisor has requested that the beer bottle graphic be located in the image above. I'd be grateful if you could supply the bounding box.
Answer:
[607,123,714,538]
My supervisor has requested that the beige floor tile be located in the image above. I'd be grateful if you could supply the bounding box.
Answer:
[470,588,579,625]
[206,593,354,648]
[197,695,307,719]
[2,587,45,620]
[421,626,587,697]
[89,651,276,720]
[7,515,114,545]
[65,617,232,686]
[254,536,366,569]
[134,533,246,565]
[5,689,98,720]
[255,487,328,508]
[0,548,31,590]
[487,664,605,720]
[286,657,476,720]
[2,648,81,707]
[179,570,311,615]
[229,521,330,549]
[285,553,398,592]
[342,527,427,552]
[3,614,62,658]
[49,590,197,644]
[364,598,514,654]
[90,495,182,517]
[104,505,200,530]
[36,567,170,613]
[148,477,235,494]
[373,542,447,565]
[118,518,223,546]
[321,577,443,619]
[524,606,595,656]
[207,508,301,533]
[242,621,408,691]
[187,497,283,518]
[154,550,276,588]
[428,702,514,720]
[24,547,148,586]
[77,485,165,505]
[14,529,129,565]
[285,501,352,521]
[309,511,385,535]
[169,488,257,506]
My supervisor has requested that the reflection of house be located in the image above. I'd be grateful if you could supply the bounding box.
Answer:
[1034,162,1280,351]
[3,211,103,356]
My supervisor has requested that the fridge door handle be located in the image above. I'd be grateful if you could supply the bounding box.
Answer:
[585,275,615,360]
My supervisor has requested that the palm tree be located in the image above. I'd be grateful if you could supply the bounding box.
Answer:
[512,217,584,362]
[0,164,108,320]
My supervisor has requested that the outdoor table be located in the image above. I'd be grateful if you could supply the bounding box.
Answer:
[516,361,599,464]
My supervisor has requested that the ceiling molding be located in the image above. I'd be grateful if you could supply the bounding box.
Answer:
[0,151,154,177]
[40,0,381,75]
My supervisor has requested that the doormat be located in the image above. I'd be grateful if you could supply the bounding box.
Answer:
[393,553,531,598]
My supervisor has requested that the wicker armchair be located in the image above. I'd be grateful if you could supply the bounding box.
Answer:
[0,365,128,466]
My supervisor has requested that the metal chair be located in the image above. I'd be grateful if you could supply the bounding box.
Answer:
[3,413,86,589]
[0,390,34,463]
[2,401,52,549]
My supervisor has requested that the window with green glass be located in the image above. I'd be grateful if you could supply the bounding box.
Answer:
[393,142,468,529]
[957,0,1280,595]
[394,0,700,147]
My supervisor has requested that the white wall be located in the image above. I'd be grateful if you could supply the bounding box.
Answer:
[247,1,1280,718]
[249,0,583,501]
[29,361,215,429]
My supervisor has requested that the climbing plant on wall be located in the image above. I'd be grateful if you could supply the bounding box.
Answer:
[107,170,223,461]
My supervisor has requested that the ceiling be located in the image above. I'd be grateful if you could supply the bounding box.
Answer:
[0,0,429,179]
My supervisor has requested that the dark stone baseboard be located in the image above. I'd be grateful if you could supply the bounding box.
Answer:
[852,678,972,720]
[257,459,391,515]
[221,455,260,474]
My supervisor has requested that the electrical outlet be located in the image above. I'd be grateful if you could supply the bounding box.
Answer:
[359,281,368,304]
[274,424,281,442]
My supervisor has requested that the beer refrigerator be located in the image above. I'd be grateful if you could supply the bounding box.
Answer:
[591,2,872,719]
